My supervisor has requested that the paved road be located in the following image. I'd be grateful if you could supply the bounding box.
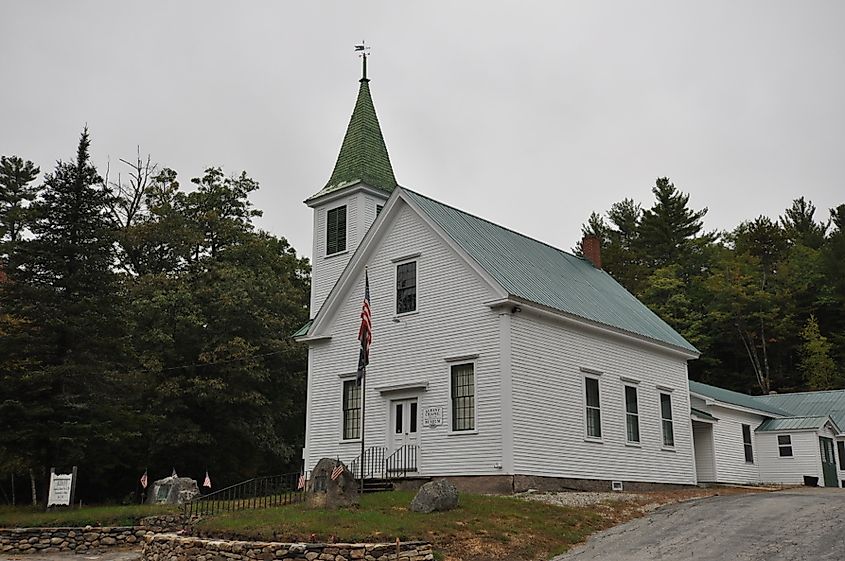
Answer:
[1,550,140,561]
[553,488,845,561]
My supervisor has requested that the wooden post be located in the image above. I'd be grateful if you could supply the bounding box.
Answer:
[46,467,55,511]
[69,466,78,509]
[29,469,37,507]
[10,473,14,506]
[395,537,400,560]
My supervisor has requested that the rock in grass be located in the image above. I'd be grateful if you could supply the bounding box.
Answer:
[410,479,458,513]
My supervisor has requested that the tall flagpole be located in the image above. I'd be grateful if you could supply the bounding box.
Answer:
[354,44,372,496]
[359,362,366,494]
[357,265,372,494]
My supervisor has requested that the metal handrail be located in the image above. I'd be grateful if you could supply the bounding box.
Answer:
[384,444,417,478]
[348,446,386,479]
[183,472,305,516]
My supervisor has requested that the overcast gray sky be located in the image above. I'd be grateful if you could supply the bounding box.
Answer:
[2,1,843,259]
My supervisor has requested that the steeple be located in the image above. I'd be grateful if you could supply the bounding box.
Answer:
[307,63,398,202]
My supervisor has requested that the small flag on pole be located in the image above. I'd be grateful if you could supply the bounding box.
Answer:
[140,470,148,489]
[171,468,177,478]
[203,471,212,488]
[297,473,306,490]
[357,271,372,381]
[330,465,344,481]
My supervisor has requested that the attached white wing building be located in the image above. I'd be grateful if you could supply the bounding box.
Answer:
[689,381,845,488]
[294,71,701,492]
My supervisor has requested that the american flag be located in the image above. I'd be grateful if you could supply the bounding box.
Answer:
[297,473,306,490]
[203,471,212,488]
[357,271,372,381]
[330,464,344,481]
[139,470,148,489]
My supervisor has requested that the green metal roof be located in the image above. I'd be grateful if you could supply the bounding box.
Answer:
[308,79,397,202]
[757,390,845,430]
[292,319,313,338]
[403,189,698,354]
[756,416,835,432]
[691,407,717,421]
[688,381,791,416]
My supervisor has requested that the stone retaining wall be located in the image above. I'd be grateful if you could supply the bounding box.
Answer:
[0,526,147,555]
[143,533,434,561]
[139,514,200,533]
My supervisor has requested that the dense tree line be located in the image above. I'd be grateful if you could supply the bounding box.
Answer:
[0,130,310,504]
[579,178,845,395]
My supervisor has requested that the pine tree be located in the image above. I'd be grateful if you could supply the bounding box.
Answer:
[0,155,40,257]
[638,178,711,268]
[780,197,828,249]
[0,129,140,498]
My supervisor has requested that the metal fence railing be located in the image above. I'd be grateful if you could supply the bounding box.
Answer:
[184,472,305,516]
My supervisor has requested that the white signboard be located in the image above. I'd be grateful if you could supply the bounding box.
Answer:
[47,472,73,507]
[422,407,443,428]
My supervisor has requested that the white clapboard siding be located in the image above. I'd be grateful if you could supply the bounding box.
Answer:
[838,438,845,485]
[756,431,824,485]
[692,422,716,482]
[304,201,503,476]
[509,312,697,485]
[310,192,386,315]
[709,406,763,484]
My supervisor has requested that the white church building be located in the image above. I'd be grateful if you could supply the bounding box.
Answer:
[294,68,702,492]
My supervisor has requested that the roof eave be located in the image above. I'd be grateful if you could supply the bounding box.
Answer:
[304,181,393,207]
[487,296,700,360]
[689,392,785,418]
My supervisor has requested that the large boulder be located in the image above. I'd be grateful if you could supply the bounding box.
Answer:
[147,476,200,505]
[410,479,459,513]
[306,458,359,509]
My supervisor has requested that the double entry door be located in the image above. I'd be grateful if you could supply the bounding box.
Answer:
[388,398,418,473]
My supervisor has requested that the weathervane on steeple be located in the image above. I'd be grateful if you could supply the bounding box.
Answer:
[354,41,370,82]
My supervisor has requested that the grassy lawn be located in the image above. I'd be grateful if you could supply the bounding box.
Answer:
[196,491,610,561]
[0,504,179,528]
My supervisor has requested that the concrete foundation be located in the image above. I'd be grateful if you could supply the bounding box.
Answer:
[391,474,692,494]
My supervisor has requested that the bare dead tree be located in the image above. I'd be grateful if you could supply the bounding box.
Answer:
[107,147,156,230]
[105,148,157,274]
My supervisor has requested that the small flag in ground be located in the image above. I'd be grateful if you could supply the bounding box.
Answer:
[356,271,372,381]
[330,465,344,481]
[203,471,212,488]
[140,470,148,489]
[297,473,306,490]
[171,468,177,478]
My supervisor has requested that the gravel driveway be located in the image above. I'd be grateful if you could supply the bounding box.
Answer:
[552,487,845,561]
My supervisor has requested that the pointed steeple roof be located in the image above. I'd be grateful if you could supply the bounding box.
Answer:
[307,75,398,202]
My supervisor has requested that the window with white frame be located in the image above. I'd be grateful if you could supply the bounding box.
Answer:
[585,376,602,438]
[778,434,793,457]
[660,393,674,447]
[837,441,845,470]
[624,385,640,443]
[450,363,475,431]
[342,380,361,440]
[396,261,417,314]
[326,205,347,255]
[742,424,754,463]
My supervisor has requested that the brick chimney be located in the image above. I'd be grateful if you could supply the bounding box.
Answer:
[582,235,602,269]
